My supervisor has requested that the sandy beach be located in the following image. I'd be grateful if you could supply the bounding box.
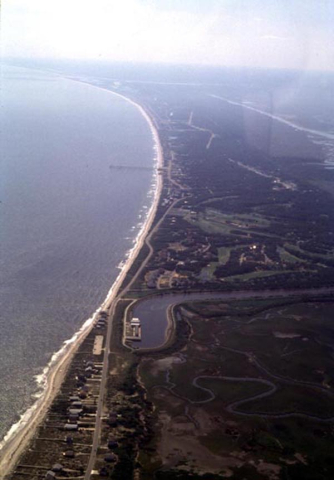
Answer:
[0,89,163,478]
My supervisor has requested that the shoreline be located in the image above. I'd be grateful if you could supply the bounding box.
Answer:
[0,88,163,478]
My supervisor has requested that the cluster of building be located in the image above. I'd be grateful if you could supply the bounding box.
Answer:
[11,306,135,478]
[63,359,101,433]
[35,312,110,479]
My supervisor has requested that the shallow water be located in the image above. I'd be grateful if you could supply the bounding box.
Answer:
[0,65,155,441]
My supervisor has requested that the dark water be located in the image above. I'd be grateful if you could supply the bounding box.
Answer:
[131,292,265,349]
[0,65,155,442]
[131,288,334,349]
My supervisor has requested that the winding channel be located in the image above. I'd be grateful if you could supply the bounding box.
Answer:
[192,376,276,405]
[192,376,334,421]
[141,287,334,422]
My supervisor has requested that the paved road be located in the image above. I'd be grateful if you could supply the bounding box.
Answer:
[84,283,334,477]
[83,152,187,479]
[84,300,115,480]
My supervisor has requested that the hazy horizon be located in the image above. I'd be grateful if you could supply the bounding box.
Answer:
[2,0,334,72]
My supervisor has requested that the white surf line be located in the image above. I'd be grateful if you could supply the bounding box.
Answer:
[209,94,334,141]
[0,78,162,477]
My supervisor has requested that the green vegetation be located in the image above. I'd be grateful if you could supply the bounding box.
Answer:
[188,209,279,239]
[285,242,334,261]
[217,246,232,264]
[138,297,334,478]
[222,269,290,282]
[197,377,269,405]
[113,79,334,478]
[240,385,334,418]
[277,246,306,264]
[200,261,219,280]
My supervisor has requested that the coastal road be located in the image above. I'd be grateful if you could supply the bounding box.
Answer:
[83,200,185,478]
[83,299,116,479]
[83,199,184,478]
[83,280,334,478]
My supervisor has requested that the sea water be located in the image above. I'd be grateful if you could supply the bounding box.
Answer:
[0,65,155,442]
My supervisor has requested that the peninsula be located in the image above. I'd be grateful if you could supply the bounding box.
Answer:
[3,71,334,480]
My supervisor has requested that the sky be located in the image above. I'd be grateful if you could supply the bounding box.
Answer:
[1,0,334,70]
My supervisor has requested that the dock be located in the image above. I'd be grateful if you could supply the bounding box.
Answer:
[125,317,142,341]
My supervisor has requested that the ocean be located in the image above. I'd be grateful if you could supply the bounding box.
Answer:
[0,65,156,443]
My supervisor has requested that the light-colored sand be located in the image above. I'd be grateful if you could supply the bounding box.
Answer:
[93,335,104,355]
[273,332,301,339]
[0,88,163,478]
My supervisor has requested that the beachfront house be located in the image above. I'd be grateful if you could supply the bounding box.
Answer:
[64,423,78,431]
[52,464,64,473]
[45,471,56,480]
